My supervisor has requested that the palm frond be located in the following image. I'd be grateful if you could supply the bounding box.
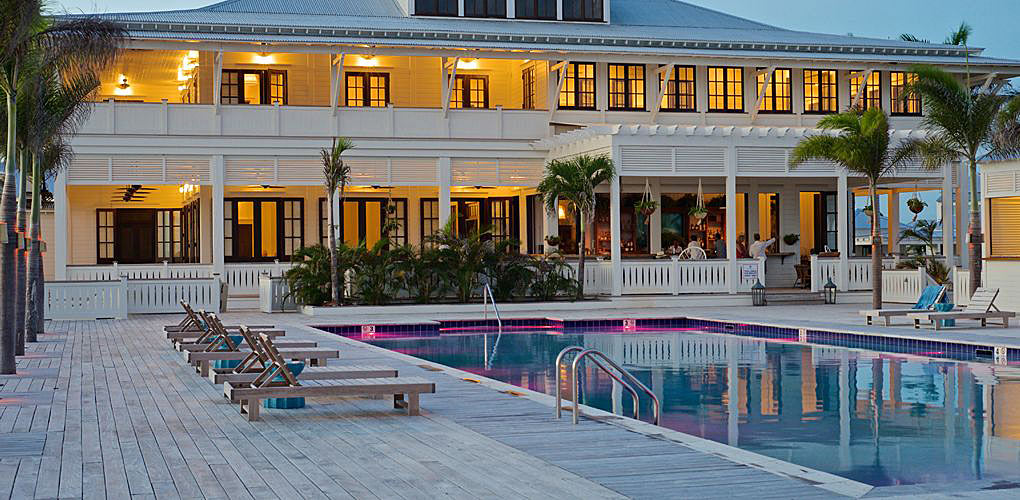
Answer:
[944,22,972,46]
[899,33,929,43]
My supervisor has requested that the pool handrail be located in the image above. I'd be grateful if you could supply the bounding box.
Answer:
[554,346,661,426]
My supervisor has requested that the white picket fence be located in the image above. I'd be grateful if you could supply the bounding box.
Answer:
[571,258,765,295]
[45,277,220,320]
[66,261,294,297]
[881,267,933,304]
[259,275,297,313]
[952,267,971,306]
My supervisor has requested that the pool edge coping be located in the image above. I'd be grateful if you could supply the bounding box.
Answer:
[293,321,874,499]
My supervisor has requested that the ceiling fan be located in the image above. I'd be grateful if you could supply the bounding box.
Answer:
[112,184,155,203]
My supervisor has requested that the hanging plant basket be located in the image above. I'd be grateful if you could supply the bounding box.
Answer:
[636,199,659,216]
[690,178,708,220]
[863,205,874,218]
[907,196,927,223]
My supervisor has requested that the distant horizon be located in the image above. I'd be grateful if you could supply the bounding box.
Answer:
[55,0,1020,61]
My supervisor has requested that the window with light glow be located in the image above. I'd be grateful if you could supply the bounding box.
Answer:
[850,71,882,111]
[755,68,792,113]
[608,64,645,111]
[803,69,838,113]
[559,62,596,110]
[345,72,389,107]
[522,66,536,110]
[708,66,743,112]
[890,72,921,115]
[660,65,696,112]
[451,74,488,109]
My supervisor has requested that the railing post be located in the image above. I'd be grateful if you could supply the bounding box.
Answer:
[162,260,169,278]
[113,261,120,280]
[810,255,819,292]
[759,257,767,287]
[116,277,129,319]
[671,257,680,295]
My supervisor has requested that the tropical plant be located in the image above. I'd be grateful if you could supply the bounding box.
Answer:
[906,195,927,217]
[350,239,404,306]
[635,198,658,216]
[320,137,354,305]
[897,64,1020,296]
[900,21,971,46]
[790,108,913,309]
[393,244,450,304]
[483,240,533,302]
[284,245,333,306]
[427,221,492,303]
[782,234,800,246]
[537,154,615,299]
[528,253,579,301]
[0,2,124,373]
[900,219,941,257]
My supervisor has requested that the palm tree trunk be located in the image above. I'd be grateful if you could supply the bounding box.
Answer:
[327,190,341,306]
[966,159,982,297]
[576,212,586,300]
[1,72,19,375]
[14,149,27,355]
[26,154,43,344]
[870,182,883,310]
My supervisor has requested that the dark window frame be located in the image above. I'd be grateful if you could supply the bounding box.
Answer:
[608,63,646,111]
[522,65,536,110]
[803,69,839,114]
[562,0,604,22]
[415,0,458,16]
[220,69,287,105]
[337,198,409,248]
[659,65,697,113]
[516,0,557,20]
[464,0,507,18]
[890,71,922,116]
[850,71,882,111]
[755,67,793,114]
[707,66,744,113]
[182,199,200,263]
[223,197,305,263]
[155,208,183,262]
[451,74,489,109]
[558,62,597,111]
[344,71,390,107]
[96,209,115,264]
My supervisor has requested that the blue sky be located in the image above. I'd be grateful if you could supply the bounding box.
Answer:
[55,0,1020,60]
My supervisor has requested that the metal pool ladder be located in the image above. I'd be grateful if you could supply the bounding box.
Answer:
[555,346,661,426]
[482,283,503,370]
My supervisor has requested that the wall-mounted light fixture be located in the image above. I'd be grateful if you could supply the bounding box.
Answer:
[113,74,132,96]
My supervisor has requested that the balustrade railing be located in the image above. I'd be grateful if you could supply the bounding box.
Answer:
[571,258,765,295]
[45,276,220,319]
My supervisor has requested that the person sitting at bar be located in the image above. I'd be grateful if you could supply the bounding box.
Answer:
[688,234,702,251]
[749,233,776,259]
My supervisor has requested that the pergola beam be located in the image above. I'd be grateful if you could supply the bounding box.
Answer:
[548,60,569,123]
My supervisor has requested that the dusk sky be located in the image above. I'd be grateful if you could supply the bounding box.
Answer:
[54,0,1020,61]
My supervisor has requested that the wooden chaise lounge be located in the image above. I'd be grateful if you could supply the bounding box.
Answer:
[175,313,313,352]
[907,288,1015,331]
[170,309,283,344]
[208,326,398,385]
[859,285,946,326]
[165,300,274,335]
[224,334,435,421]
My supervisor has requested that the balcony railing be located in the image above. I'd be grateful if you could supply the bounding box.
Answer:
[79,100,550,140]
[571,258,765,296]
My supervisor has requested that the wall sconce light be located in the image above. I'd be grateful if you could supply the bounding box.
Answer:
[456,58,479,70]
[253,52,275,65]
[355,55,378,67]
[113,74,132,96]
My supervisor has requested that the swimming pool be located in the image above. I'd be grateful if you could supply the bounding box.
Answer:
[333,326,1020,487]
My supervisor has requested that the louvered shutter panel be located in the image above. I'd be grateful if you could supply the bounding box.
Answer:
[452,159,499,186]
[112,156,162,183]
[225,157,274,184]
[990,197,1020,256]
[165,156,211,184]
[68,156,110,183]
[390,158,437,185]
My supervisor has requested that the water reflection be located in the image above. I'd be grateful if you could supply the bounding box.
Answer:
[367,331,1020,487]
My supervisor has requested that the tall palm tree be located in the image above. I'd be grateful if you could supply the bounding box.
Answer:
[898,65,1020,296]
[536,154,615,300]
[900,21,971,47]
[321,137,354,305]
[0,1,123,373]
[791,109,913,309]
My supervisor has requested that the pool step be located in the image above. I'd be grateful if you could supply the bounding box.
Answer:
[765,292,827,305]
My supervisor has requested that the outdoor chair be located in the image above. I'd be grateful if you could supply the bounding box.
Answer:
[224,333,435,421]
[907,288,1015,331]
[175,312,312,352]
[165,300,274,335]
[858,285,947,326]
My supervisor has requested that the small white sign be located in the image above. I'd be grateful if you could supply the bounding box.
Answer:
[361,325,376,335]
[741,265,759,281]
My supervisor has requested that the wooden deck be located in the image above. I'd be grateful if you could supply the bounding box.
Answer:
[0,313,848,499]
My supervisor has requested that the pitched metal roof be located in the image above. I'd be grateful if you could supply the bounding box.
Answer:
[75,0,1020,65]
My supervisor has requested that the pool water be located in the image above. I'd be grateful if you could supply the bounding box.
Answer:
[355,329,1020,487]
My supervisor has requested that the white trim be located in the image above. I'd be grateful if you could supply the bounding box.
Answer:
[54,172,68,280]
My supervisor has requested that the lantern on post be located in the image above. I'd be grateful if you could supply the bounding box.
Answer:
[823,277,838,304]
[752,279,767,306]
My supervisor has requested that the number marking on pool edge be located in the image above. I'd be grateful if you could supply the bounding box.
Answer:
[623,319,637,331]
[361,325,376,335]
[994,346,1008,366]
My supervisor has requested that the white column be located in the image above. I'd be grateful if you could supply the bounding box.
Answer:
[199,186,212,264]
[887,190,900,256]
[957,161,970,268]
[610,171,623,297]
[837,173,849,291]
[211,155,225,278]
[942,165,955,264]
[748,182,760,238]
[53,171,68,280]
[438,157,452,229]
[506,0,516,18]
[544,196,559,254]
[726,153,738,294]
[649,177,662,253]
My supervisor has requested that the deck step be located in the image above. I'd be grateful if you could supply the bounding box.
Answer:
[766,293,826,305]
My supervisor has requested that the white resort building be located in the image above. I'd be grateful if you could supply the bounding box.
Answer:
[46,0,1020,311]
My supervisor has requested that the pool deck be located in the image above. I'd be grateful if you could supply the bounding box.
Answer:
[4,302,1019,499]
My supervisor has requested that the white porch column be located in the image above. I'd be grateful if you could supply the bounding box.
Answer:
[53,171,68,280]
[438,157,452,228]
[610,173,623,297]
[837,173,849,291]
[942,165,955,265]
[748,181,760,238]
[199,187,212,264]
[726,150,738,294]
[887,189,900,256]
[649,178,662,253]
[211,155,225,278]
[544,196,559,253]
[957,162,970,268]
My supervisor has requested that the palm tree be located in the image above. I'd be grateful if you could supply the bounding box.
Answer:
[536,154,615,300]
[900,21,971,47]
[791,109,913,309]
[320,137,354,305]
[0,1,124,373]
[898,65,1020,297]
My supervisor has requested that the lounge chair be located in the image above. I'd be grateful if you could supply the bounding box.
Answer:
[859,285,947,326]
[170,309,283,344]
[907,288,1015,331]
[224,333,435,421]
[165,301,273,334]
[208,326,397,384]
[175,313,313,352]
[184,322,339,377]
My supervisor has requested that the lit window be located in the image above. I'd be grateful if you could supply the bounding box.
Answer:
[522,66,536,110]
[608,64,645,111]
[890,72,921,116]
[850,71,882,111]
[451,74,488,109]
[803,69,838,113]
[97,210,115,263]
[221,69,286,105]
[755,68,792,113]
[660,65,696,112]
[345,72,389,107]
[559,62,596,110]
[708,66,743,112]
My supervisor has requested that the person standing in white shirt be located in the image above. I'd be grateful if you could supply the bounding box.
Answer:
[749,233,775,259]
